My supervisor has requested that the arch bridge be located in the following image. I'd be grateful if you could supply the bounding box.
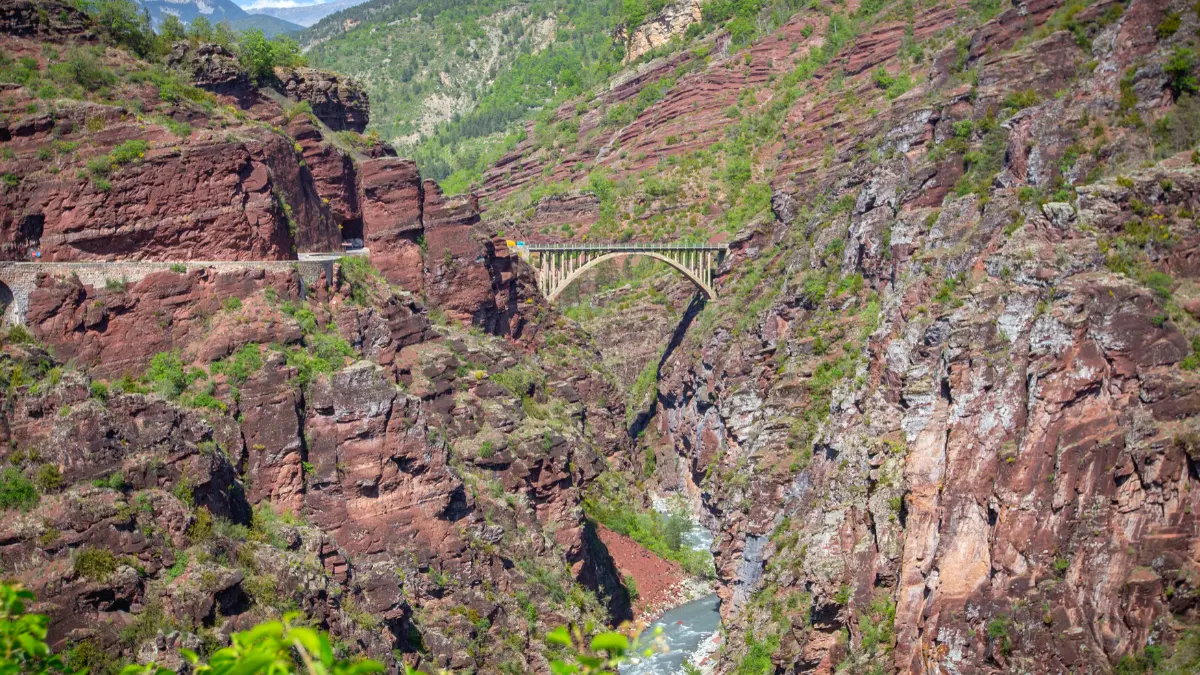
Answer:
[516,243,727,301]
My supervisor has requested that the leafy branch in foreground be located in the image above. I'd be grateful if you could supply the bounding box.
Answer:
[0,583,657,675]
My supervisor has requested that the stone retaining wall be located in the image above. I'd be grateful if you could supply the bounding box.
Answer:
[0,259,336,325]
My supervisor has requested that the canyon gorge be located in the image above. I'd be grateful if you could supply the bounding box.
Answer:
[3,0,1200,673]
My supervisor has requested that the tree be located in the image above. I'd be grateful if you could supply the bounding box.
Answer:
[160,14,186,45]
[238,29,276,83]
[270,35,305,69]
[79,0,158,58]
[212,21,237,51]
[188,16,213,42]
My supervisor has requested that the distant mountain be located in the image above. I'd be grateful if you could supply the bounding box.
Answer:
[300,0,622,186]
[136,0,303,36]
[242,0,371,28]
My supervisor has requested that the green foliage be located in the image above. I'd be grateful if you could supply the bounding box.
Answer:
[309,0,622,187]
[63,639,121,675]
[542,624,650,675]
[145,351,199,399]
[211,344,263,387]
[77,0,158,59]
[872,66,913,99]
[733,632,780,675]
[1157,12,1182,40]
[625,352,661,427]
[1153,93,1200,158]
[339,256,380,306]
[1,583,658,675]
[490,363,545,398]
[620,0,669,28]
[281,328,355,389]
[0,584,68,675]
[187,507,214,545]
[1145,271,1175,299]
[0,467,38,512]
[1003,89,1040,111]
[953,114,1008,198]
[86,139,149,184]
[33,464,62,493]
[987,615,1013,655]
[1165,47,1199,99]
[73,547,118,582]
[857,593,896,657]
[237,29,305,84]
[48,47,118,95]
[583,475,713,578]
[623,573,639,601]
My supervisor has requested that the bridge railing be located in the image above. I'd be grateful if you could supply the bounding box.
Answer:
[522,243,727,252]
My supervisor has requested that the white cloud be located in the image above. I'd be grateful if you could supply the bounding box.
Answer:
[241,0,322,8]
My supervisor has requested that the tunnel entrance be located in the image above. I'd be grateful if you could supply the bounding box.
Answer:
[341,217,364,250]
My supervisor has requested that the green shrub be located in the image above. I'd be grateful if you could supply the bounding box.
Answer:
[211,343,263,386]
[339,256,380,305]
[34,464,63,493]
[187,506,214,544]
[73,547,118,582]
[1166,47,1199,99]
[237,29,305,84]
[81,0,159,58]
[3,582,648,675]
[987,615,1013,655]
[145,350,198,398]
[48,48,117,93]
[623,573,639,601]
[0,467,38,511]
[1157,12,1182,40]
[1003,89,1040,110]
[1145,270,1174,299]
[734,632,780,675]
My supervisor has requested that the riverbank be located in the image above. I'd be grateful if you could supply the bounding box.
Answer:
[596,524,711,621]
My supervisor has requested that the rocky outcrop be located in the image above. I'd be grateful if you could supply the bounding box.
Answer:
[275,67,370,133]
[167,42,254,95]
[621,0,703,63]
[26,267,305,377]
[3,251,629,672]
[3,127,328,261]
[623,1,1200,672]
[360,157,424,291]
[0,0,94,41]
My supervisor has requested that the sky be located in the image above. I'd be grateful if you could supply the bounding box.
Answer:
[231,0,326,8]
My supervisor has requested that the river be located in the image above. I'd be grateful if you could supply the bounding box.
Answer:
[621,501,722,674]
[620,593,722,675]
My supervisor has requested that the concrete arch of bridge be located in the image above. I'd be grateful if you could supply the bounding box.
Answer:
[545,251,717,301]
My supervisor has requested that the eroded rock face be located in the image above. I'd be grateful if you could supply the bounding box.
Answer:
[0,0,94,40]
[26,267,305,377]
[276,67,370,133]
[13,132,312,261]
[3,256,628,672]
[360,157,425,291]
[621,0,703,63]
[167,42,254,95]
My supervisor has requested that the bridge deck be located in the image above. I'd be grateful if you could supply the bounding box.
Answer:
[523,243,726,252]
